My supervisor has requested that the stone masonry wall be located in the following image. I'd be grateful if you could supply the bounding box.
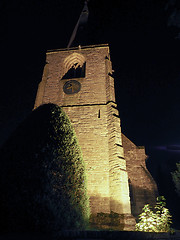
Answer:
[35,45,111,214]
[34,44,133,218]
[107,102,131,214]
[122,134,158,219]
[63,104,111,214]
[34,44,159,229]
[105,50,131,214]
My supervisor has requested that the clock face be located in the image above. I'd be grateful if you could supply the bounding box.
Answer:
[63,80,81,94]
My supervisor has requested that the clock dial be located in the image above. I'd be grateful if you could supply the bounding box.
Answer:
[63,80,81,94]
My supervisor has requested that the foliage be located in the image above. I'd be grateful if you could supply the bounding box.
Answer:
[0,103,90,233]
[171,162,180,197]
[136,196,172,232]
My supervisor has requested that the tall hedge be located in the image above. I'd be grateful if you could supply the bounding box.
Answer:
[0,103,90,233]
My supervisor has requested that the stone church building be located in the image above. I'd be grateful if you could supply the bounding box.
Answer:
[34,44,158,230]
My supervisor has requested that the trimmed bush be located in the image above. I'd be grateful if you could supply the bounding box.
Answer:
[135,196,172,232]
[0,104,90,233]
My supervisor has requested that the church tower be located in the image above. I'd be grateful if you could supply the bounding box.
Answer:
[34,44,136,229]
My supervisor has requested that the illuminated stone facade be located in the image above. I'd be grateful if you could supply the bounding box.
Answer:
[122,134,158,219]
[34,44,157,229]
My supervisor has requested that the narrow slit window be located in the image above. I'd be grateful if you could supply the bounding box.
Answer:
[98,109,100,118]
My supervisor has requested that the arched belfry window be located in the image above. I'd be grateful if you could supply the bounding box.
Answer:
[62,53,86,79]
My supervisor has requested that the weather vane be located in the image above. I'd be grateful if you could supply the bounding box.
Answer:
[67,0,89,48]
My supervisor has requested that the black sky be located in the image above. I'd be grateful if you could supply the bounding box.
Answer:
[2,0,180,148]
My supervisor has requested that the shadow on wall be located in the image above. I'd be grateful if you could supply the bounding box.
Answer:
[129,184,158,220]
[89,195,136,231]
[128,163,159,220]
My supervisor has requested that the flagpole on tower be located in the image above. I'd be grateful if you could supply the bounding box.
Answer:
[67,0,89,49]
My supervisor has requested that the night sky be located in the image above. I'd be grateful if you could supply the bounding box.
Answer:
[3,0,180,144]
[1,0,180,223]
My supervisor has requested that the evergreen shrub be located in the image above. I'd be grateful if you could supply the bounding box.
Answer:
[135,196,172,232]
[0,104,90,233]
